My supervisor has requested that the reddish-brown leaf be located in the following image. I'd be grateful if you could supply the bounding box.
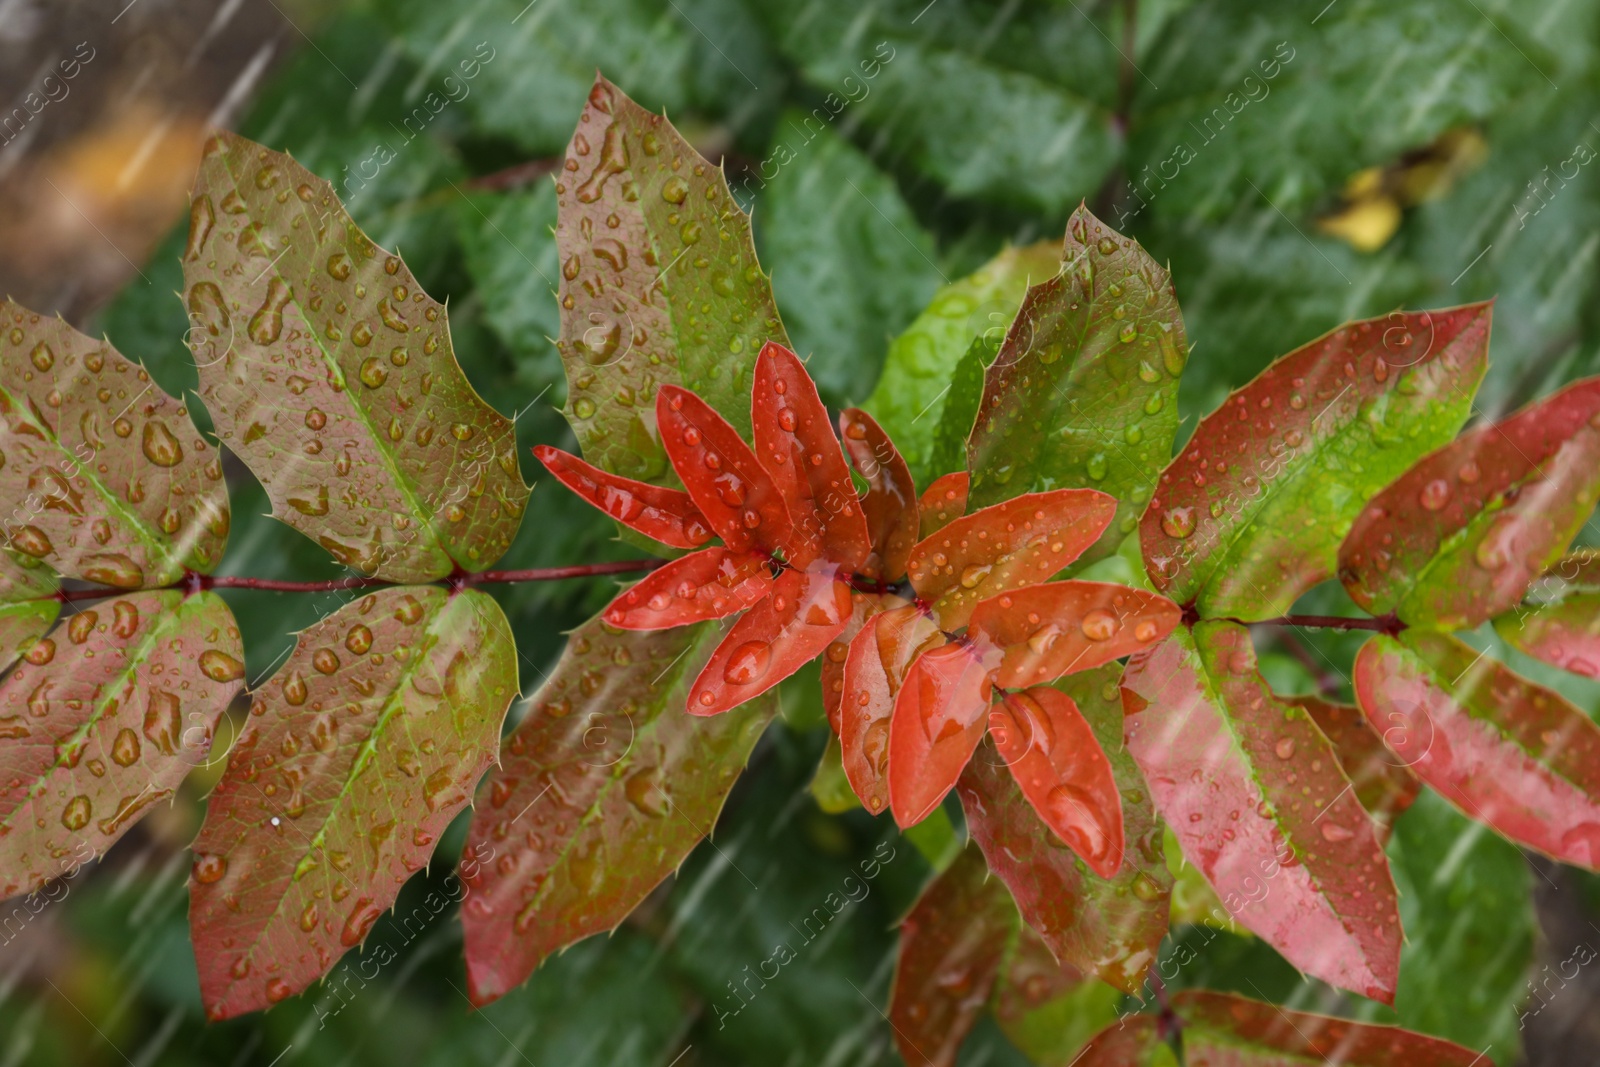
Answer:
[958,665,1171,993]
[533,444,711,550]
[821,592,878,734]
[889,637,1003,827]
[686,563,851,715]
[751,342,870,570]
[990,688,1124,877]
[0,550,57,674]
[461,615,775,1005]
[1068,1015,1169,1067]
[1496,591,1600,678]
[1354,629,1600,869]
[657,384,792,556]
[0,590,242,899]
[968,581,1180,688]
[840,407,920,580]
[1340,376,1600,628]
[1174,989,1482,1065]
[601,547,772,629]
[989,925,1121,1067]
[888,843,1017,1067]
[1122,623,1401,1003]
[840,603,941,815]
[1291,695,1421,832]
[919,472,969,538]
[1142,303,1490,621]
[191,587,516,1019]
[907,489,1116,629]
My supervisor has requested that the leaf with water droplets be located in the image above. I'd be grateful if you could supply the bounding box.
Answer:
[657,384,794,556]
[555,75,788,484]
[957,665,1172,994]
[839,407,919,581]
[1494,552,1600,678]
[919,471,969,538]
[968,580,1181,688]
[1143,303,1490,621]
[887,843,1017,1067]
[1173,989,1483,1065]
[889,637,1003,828]
[533,444,711,551]
[1122,622,1401,1003]
[928,334,996,481]
[183,132,527,583]
[1340,376,1600,629]
[460,613,776,1005]
[907,488,1116,630]
[1291,695,1420,835]
[1353,629,1600,871]
[0,299,230,587]
[989,924,1121,1067]
[1068,1015,1172,1067]
[601,547,772,630]
[865,243,1060,486]
[967,206,1184,567]
[189,586,516,1019]
[0,550,57,672]
[841,603,941,816]
[0,589,242,899]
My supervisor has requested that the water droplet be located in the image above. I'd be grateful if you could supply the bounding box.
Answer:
[1080,609,1119,641]
[625,768,670,817]
[1160,507,1195,539]
[358,358,387,389]
[1134,619,1160,642]
[312,649,340,674]
[661,176,689,204]
[1419,479,1450,511]
[723,641,771,685]
[200,649,245,682]
[1320,821,1355,843]
[1274,737,1295,760]
[345,624,373,655]
[1118,323,1137,344]
[194,853,227,884]
[327,252,352,280]
[61,795,90,831]
[111,728,141,766]
[959,564,992,589]
[340,898,381,947]
[265,978,295,1004]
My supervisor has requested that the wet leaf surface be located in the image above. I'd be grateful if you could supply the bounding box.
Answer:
[889,637,1003,828]
[0,550,58,673]
[919,471,970,538]
[969,580,1180,688]
[840,603,941,817]
[989,924,1121,1067]
[1174,988,1483,1064]
[533,444,710,551]
[840,407,920,581]
[1291,694,1421,833]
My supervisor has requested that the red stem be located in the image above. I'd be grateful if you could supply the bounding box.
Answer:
[1256,612,1404,634]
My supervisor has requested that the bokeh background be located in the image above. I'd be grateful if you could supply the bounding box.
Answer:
[3,0,1600,1063]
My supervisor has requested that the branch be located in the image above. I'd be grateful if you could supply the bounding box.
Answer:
[1259,612,1404,634]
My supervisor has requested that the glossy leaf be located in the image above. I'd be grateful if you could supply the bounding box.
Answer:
[750,342,869,570]
[0,590,243,899]
[658,385,793,556]
[460,614,776,1005]
[989,925,1121,1067]
[184,132,526,582]
[865,243,1060,484]
[1495,589,1600,678]
[1174,989,1482,1065]
[1353,629,1600,870]
[907,489,1116,630]
[1067,1015,1172,1067]
[190,587,517,1019]
[1,299,230,586]
[840,604,941,816]
[889,638,1003,828]
[533,444,711,551]
[969,581,1181,688]
[839,407,919,581]
[968,206,1184,568]
[958,665,1172,993]
[929,335,996,482]
[808,735,860,815]
[686,563,851,715]
[1141,303,1491,620]
[0,550,57,671]
[1341,376,1600,628]
[820,592,881,735]
[555,76,787,481]
[601,547,771,630]
[887,843,1016,1067]
[1122,622,1401,1003]
[989,688,1124,878]
[919,472,970,538]
[1291,695,1421,831]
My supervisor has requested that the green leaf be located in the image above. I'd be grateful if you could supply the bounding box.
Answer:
[865,242,1059,486]
[554,76,788,483]
[809,734,861,814]
[990,925,1121,1067]
[758,111,942,406]
[1,300,231,587]
[0,589,244,899]
[189,586,517,1019]
[1072,1015,1175,1067]
[1494,552,1600,678]
[928,334,995,480]
[0,550,58,671]
[183,132,529,582]
[968,206,1186,566]
[459,613,776,1005]
[1142,304,1489,620]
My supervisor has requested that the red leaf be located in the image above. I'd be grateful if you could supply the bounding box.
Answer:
[1354,629,1600,869]
[888,843,1017,1067]
[840,407,920,580]
[533,445,712,550]
[1493,550,1600,676]
[958,666,1172,994]
[907,489,1116,629]
[1142,303,1491,620]
[1291,695,1420,833]
[990,688,1124,877]
[1340,376,1600,628]
[1069,1015,1167,1067]
[601,547,772,629]
[840,604,942,815]
[687,563,852,715]
[657,384,793,556]
[1122,623,1401,1003]
[820,592,878,734]
[968,581,1180,688]
[751,342,870,570]
[1174,989,1483,1064]
[889,637,1003,827]
[919,471,969,538]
